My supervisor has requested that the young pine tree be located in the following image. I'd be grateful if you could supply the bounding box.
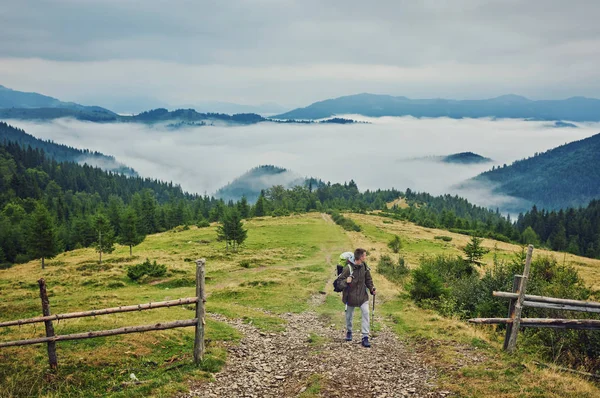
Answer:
[254,194,266,217]
[28,203,59,269]
[463,235,489,266]
[229,208,248,251]
[387,235,403,253]
[119,209,145,257]
[93,213,115,264]
[237,196,250,219]
[217,208,248,252]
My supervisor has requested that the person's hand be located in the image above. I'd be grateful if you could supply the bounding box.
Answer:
[371,288,376,295]
[346,276,353,284]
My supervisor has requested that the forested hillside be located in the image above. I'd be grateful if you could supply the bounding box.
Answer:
[475,133,600,210]
[0,122,135,175]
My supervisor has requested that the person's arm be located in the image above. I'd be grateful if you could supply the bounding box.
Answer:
[336,265,352,289]
[365,266,376,295]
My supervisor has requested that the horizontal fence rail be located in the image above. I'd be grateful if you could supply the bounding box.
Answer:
[493,291,600,311]
[0,297,200,328]
[0,258,207,369]
[469,318,600,330]
[0,319,198,348]
[468,246,600,350]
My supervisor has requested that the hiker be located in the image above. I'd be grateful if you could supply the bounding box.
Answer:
[335,248,376,347]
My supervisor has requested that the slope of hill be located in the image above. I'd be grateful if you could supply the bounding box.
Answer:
[0,122,136,175]
[274,93,600,121]
[2,213,599,397]
[215,165,307,202]
[473,133,600,210]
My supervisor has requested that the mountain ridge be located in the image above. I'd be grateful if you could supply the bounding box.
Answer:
[274,93,600,121]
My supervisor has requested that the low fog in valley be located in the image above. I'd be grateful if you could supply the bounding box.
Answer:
[10,116,599,211]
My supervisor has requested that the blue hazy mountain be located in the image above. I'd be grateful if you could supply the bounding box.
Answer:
[274,93,600,121]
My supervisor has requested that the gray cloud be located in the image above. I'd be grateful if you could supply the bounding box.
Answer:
[1,1,600,108]
[7,117,599,213]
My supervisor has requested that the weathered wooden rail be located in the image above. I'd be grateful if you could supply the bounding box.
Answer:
[0,258,207,369]
[469,245,600,351]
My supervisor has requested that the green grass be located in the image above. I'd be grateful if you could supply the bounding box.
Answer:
[4,212,599,397]
[0,213,350,397]
[298,374,324,398]
[351,213,600,397]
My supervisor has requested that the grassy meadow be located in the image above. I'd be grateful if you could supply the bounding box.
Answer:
[1,211,600,397]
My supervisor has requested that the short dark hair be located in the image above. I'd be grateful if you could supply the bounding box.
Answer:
[354,248,366,260]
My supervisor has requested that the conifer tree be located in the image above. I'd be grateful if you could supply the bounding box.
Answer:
[28,203,59,269]
[463,235,489,266]
[119,208,145,257]
[93,213,115,264]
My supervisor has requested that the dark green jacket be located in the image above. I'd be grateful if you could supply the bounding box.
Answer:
[336,262,375,307]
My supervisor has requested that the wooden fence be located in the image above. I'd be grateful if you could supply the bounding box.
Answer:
[0,258,207,369]
[469,245,600,351]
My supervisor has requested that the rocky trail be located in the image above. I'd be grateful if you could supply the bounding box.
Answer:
[183,303,447,397]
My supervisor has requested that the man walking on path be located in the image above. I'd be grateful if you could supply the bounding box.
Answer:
[335,248,376,347]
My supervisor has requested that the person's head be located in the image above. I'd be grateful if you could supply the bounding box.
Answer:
[354,248,367,264]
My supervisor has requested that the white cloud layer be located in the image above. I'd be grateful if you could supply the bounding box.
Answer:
[8,117,599,212]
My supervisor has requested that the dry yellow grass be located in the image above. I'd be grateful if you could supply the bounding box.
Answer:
[340,212,600,397]
[386,197,410,209]
[347,212,600,291]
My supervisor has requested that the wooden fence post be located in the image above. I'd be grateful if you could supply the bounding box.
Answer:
[194,259,206,365]
[506,245,534,352]
[503,274,523,350]
[38,278,58,369]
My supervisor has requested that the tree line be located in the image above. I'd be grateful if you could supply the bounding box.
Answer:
[2,137,600,268]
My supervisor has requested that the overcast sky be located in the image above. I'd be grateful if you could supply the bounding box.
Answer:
[1,1,600,111]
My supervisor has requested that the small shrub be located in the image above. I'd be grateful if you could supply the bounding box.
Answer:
[156,278,195,289]
[434,236,453,242]
[328,211,361,232]
[127,258,167,281]
[388,235,403,253]
[107,281,126,289]
[0,262,13,270]
[197,219,210,228]
[76,262,112,272]
[377,254,409,283]
[240,280,280,288]
[409,267,446,302]
[14,254,31,264]
[272,207,290,217]
[239,260,252,268]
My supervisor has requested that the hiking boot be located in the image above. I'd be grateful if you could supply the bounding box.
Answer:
[345,331,352,341]
[361,336,371,348]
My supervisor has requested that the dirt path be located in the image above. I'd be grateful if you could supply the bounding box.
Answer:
[184,309,442,397]
[183,222,443,397]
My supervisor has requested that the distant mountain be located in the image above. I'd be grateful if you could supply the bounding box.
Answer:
[0,84,116,114]
[129,108,265,125]
[0,107,118,122]
[551,121,578,128]
[178,101,288,116]
[215,165,318,203]
[471,133,600,210]
[0,121,136,176]
[442,152,492,164]
[274,93,600,121]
